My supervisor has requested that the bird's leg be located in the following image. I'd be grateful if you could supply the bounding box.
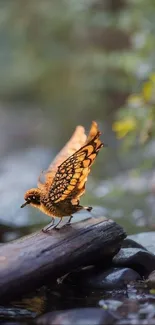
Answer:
[53,217,63,229]
[66,215,73,225]
[42,217,55,233]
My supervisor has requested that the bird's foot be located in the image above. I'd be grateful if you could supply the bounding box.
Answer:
[42,218,55,233]
[66,215,73,225]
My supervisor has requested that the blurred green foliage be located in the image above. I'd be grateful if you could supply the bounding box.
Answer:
[113,73,155,147]
[0,0,155,138]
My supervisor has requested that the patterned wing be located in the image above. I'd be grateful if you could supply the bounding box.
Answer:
[38,125,87,189]
[48,123,103,205]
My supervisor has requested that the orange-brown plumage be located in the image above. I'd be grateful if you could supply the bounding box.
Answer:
[21,121,103,231]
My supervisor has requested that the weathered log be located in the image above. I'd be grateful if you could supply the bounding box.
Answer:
[0,217,126,302]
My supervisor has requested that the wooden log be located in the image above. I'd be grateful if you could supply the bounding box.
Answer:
[0,217,126,302]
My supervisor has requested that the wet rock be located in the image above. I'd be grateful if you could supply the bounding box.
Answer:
[84,267,141,289]
[36,308,119,325]
[146,270,155,288]
[122,238,148,251]
[113,248,155,275]
[65,266,140,290]
[129,232,155,255]
[0,306,36,319]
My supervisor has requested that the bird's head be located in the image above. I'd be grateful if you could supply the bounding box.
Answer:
[21,188,41,208]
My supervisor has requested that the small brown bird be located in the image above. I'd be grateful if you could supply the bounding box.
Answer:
[21,121,103,232]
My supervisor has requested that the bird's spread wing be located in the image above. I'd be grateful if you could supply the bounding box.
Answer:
[47,121,103,205]
[38,125,87,189]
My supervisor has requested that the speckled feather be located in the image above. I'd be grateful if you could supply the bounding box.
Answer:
[21,121,104,222]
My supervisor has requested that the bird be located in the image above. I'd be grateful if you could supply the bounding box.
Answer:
[21,121,104,232]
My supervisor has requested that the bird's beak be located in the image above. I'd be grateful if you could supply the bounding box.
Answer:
[21,201,28,208]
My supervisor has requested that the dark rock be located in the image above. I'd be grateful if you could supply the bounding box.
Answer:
[36,308,119,325]
[113,248,155,275]
[83,267,141,289]
[129,232,155,255]
[64,266,140,289]
[146,270,155,288]
[122,238,148,251]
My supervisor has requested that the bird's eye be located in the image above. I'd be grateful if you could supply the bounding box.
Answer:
[32,196,36,200]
